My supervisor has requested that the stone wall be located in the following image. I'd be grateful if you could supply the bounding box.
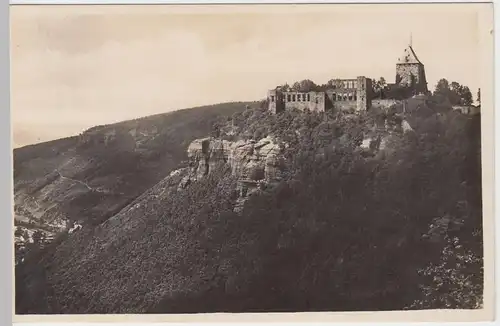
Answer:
[267,89,285,114]
[325,89,358,102]
[268,90,328,112]
[328,79,359,89]
[395,63,428,94]
[268,77,372,113]
[371,99,401,109]
[356,76,372,111]
[452,105,481,116]
[333,101,358,111]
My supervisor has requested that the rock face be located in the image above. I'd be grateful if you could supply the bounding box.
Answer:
[180,136,285,208]
[185,136,283,182]
[186,138,232,180]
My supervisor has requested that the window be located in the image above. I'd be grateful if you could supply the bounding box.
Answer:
[292,94,296,102]
[271,96,275,102]
[297,94,301,101]
[287,94,291,102]
[307,94,310,101]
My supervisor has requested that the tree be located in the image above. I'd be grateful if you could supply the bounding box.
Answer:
[32,230,44,245]
[386,84,412,100]
[326,79,344,89]
[451,82,473,105]
[409,234,483,309]
[291,79,317,92]
[373,77,388,99]
[15,227,23,238]
[280,83,290,92]
[326,79,335,88]
[477,88,481,105]
[450,81,461,93]
[378,77,387,89]
[434,79,473,106]
[434,78,450,96]
[458,86,473,106]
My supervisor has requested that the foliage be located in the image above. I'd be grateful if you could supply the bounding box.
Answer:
[14,227,23,238]
[15,102,483,314]
[372,77,388,99]
[291,79,317,92]
[408,234,483,309]
[13,102,253,227]
[385,84,414,100]
[31,230,45,245]
[433,78,473,106]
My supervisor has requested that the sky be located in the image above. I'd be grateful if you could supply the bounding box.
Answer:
[10,4,492,148]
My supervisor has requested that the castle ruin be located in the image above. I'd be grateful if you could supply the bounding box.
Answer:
[268,77,373,114]
[267,40,428,113]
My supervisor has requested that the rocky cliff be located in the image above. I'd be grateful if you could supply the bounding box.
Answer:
[14,100,483,314]
[176,136,284,210]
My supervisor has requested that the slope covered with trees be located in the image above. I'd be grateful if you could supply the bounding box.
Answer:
[13,102,253,230]
[15,99,483,313]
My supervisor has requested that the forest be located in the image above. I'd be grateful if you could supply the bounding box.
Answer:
[14,84,483,313]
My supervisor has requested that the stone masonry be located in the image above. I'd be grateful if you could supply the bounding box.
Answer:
[268,77,373,114]
[268,43,427,113]
[395,45,428,94]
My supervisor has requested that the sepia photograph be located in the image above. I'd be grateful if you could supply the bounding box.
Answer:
[11,2,494,322]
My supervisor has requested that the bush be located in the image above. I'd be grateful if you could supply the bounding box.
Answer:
[15,105,483,314]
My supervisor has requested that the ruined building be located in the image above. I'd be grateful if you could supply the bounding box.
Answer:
[268,77,373,114]
[267,40,428,113]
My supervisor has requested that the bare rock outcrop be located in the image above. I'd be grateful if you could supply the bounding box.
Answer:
[184,136,283,183]
[179,136,285,209]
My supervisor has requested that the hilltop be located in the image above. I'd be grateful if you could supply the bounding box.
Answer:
[13,102,255,237]
[14,98,483,313]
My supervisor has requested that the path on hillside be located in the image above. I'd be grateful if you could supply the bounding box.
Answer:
[54,170,127,195]
[55,170,110,194]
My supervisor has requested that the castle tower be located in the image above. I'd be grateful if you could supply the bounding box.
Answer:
[268,88,285,114]
[395,37,428,95]
[356,76,373,111]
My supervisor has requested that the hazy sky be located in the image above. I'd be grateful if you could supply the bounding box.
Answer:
[10,4,491,148]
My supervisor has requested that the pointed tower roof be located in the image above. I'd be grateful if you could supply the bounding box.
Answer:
[397,45,422,65]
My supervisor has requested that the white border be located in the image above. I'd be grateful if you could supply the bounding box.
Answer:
[7,0,495,4]
[6,1,497,325]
